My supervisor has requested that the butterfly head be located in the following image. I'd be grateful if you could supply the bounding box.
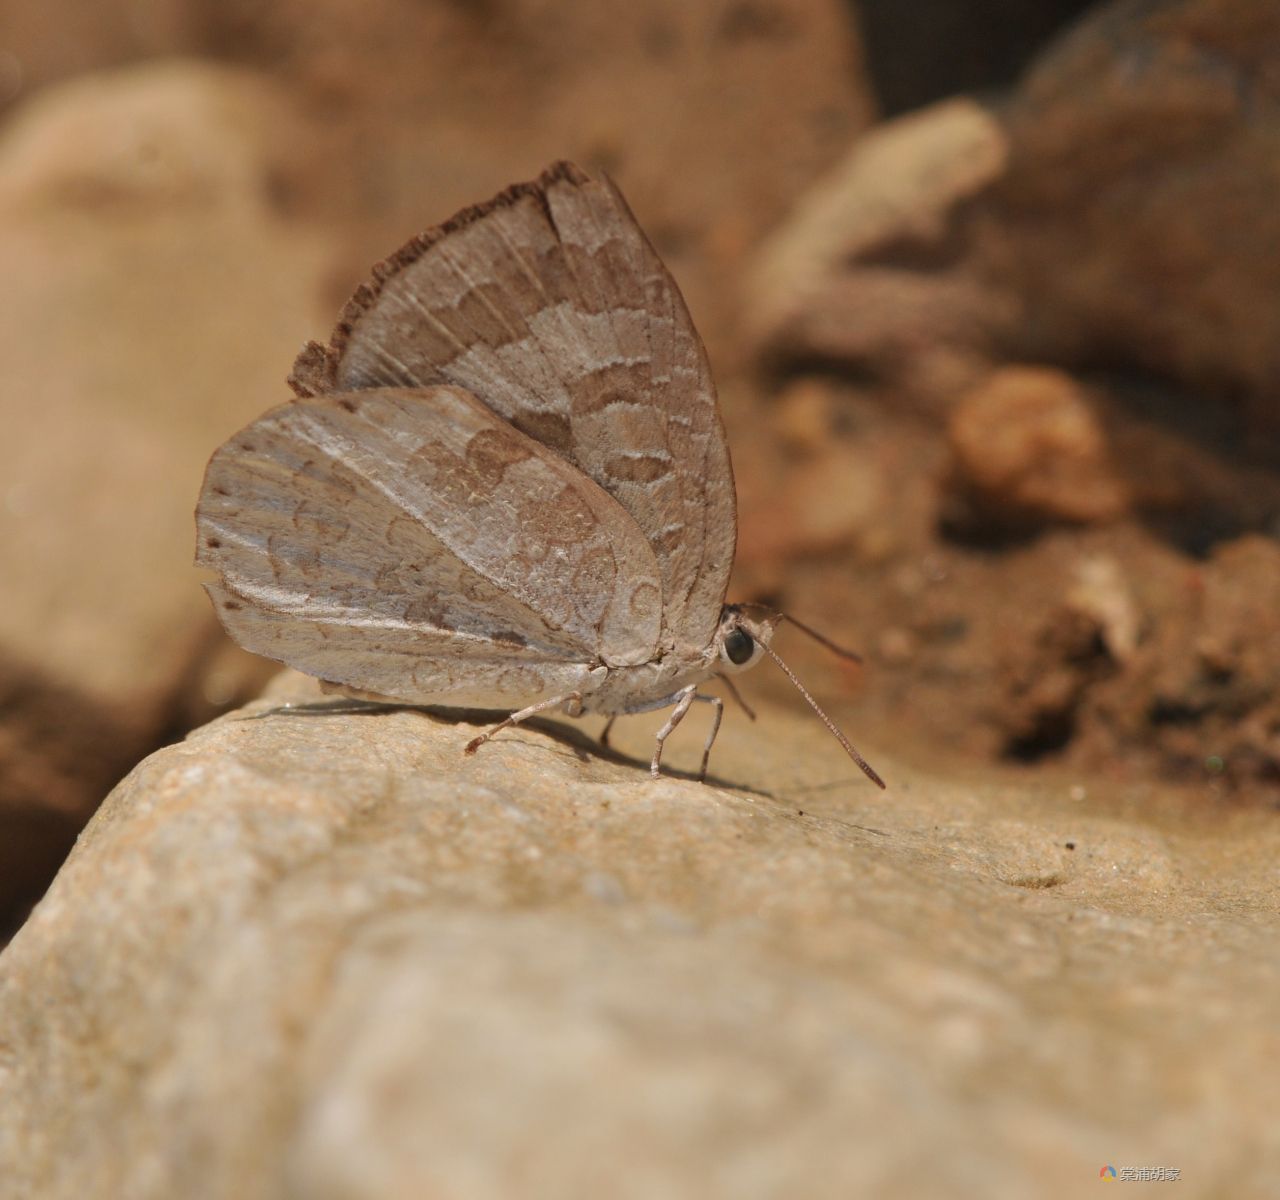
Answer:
[715,604,780,674]
[712,604,887,789]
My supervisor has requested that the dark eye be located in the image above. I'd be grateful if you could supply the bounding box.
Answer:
[724,627,754,665]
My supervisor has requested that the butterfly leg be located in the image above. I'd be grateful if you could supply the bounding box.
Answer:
[650,686,696,778]
[651,687,724,780]
[464,691,584,757]
[650,690,724,780]
[599,715,617,749]
[695,693,724,782]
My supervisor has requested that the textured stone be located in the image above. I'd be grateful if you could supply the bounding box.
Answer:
[1,674,1277,1197]
[0,61,331,917]
[984,531,1280,786]
[1136,535,1280,781]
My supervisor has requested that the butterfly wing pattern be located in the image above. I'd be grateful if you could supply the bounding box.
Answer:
[197,163,740,751]
[198,383,662,708]
[288,161,736,658]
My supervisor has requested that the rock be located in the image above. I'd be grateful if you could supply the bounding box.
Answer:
[992,0,1280,438]
[984,531,1280,789]
[1065,555,1139,664]
[990,553,1141,759]
[4,0,878,371]
[1137,535,1280,784]
[1,676,1278,1195]
[946,366,1130,528]
[746,96,1009,404]
[995,600,1119,761]
[747,0,1280,441]
[0,61,332,921]
[944,365,1280,546]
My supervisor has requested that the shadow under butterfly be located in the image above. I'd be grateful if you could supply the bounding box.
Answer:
[195,162,884,789]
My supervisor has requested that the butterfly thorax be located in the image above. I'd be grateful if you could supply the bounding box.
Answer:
[579,603,779,716]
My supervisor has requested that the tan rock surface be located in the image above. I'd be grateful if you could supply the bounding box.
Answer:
[1,673,1276,1197]
[0,61,332,915]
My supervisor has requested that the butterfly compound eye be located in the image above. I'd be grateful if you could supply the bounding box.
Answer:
[724,627,754,665]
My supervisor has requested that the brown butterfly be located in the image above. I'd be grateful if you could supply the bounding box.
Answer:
[196,162,883,786]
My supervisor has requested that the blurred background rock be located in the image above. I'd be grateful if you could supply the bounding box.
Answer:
[2,0,1278,934]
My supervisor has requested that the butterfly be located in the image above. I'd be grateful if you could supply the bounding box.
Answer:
[195,162,883,787]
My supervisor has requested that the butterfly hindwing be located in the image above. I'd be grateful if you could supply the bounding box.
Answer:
[196,385,662,703]
[201,580,602,709]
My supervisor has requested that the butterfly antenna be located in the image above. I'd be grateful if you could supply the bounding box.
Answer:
[758,642,886,789]
[780,614,863,664]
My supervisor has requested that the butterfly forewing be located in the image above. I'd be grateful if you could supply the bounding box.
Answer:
[291,162,736,656]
